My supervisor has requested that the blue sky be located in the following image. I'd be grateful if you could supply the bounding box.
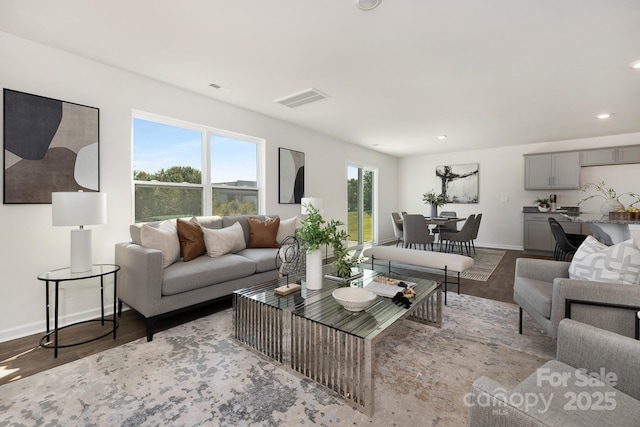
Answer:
[133,118,256,183]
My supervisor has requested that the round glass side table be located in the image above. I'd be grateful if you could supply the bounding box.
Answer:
[37,264,120,358]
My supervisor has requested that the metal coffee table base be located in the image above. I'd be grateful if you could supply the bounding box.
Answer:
[233,285,441,416]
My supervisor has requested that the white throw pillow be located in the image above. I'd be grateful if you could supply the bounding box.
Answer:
[568,236,640,285]
[140,220,181,268]
[202,221,247,258]
[275,216,299,245]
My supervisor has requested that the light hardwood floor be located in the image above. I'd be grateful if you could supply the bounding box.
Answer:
[0,249,548,386]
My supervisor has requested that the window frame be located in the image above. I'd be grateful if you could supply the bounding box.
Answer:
[132,110,264,221]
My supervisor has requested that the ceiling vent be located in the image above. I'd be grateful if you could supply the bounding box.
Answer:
[274,88,329,108]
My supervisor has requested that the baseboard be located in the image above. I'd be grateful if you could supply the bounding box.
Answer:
[0,304,119,344]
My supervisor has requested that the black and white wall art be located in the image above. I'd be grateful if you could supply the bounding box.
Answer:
[3,89,100,204]
[278,147,305,204]
[436,163,479,204]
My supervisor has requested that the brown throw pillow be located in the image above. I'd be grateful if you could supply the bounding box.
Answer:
[176,218,206,261]
[247,217,280,248]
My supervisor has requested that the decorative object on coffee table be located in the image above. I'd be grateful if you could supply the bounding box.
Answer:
[298,198,327,289]
[332,287,377,312]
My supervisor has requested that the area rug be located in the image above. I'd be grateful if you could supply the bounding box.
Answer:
[367,247,506,282]
[0,294,554,427]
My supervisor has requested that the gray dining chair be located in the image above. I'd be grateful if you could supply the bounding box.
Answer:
[432,210,457,242]
[391,212,404,247]
[402,214,434,250]
[440,214,476,255]
[470,213,482,254]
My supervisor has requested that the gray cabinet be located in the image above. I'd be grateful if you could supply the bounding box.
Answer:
[523,213,581,256]
[580,145,640,166]
[618,146,640,164]
[581,148,616,166]
[524,152,580,190]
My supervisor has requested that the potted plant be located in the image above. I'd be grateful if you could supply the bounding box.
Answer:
[534,197,551,212]
[578,181,639,215]
[325,220,364,282]
[297,203,329,289]
[422,189,447,218]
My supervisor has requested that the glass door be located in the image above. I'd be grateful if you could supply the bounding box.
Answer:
[347,166,375,247]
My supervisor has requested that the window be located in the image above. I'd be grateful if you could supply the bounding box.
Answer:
[347,166,375,246]
[133,114,261,222]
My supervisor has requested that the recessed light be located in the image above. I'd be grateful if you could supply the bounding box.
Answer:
[629,60,640,70]
[437,135,448,140]
[596,113,612,119]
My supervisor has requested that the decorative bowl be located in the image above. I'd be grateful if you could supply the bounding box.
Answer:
[332,287,377,312]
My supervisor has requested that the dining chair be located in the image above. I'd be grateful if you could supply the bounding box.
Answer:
[390,212,404,247]
[431,210,457,242]
[402,214,434,250]
[470,213,482,254]
[548,217,587,261]
[440,214,476,255]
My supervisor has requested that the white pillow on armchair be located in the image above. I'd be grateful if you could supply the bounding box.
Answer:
[568,236,640,285]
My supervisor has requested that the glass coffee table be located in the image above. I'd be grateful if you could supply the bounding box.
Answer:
[233,265,441,416]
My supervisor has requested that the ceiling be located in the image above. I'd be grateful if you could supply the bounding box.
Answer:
[1,0,639,157]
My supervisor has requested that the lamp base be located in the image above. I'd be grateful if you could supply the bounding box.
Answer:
[70,228,92,273]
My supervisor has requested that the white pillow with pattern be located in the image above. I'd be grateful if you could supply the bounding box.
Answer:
[568,236,640,285]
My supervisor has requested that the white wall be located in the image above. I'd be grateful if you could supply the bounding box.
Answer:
[399,133,640,250]
[0,32,398,342]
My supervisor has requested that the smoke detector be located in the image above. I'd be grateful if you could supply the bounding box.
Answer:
[355,0,382,10]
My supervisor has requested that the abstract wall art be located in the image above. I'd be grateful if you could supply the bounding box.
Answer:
[278,147,304,204]
[3,89,100,204]
[436,163,479,204]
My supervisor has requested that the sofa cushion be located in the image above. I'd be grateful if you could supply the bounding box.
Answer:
[194,215,223,230]
[247,217,280,248]
[202,222,246,258]
[237,248,279,273]
[140,220,180,268]
[514,277,552,319]
[222,215,275,246]
[569,236,640,285]
[162,253,257,295]
[275,216,298,245]
[176,218,206,261]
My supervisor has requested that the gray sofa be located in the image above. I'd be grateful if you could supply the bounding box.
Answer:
[115,215,283,341]
[468,319,640,426]
[514,258,640,339]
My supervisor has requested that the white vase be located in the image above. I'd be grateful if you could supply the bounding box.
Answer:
[600,199,625,216]
[305,249,323,290]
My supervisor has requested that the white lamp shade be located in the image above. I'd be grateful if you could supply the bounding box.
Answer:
[301,197,323,215]
[52,192,107,226]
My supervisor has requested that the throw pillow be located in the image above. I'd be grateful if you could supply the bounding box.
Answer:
[247,217,280,248]
[176,217,206,261]
[275,216,298,245]
[202,221,246,258]
[140,220,180,268]
[568,236,640,285]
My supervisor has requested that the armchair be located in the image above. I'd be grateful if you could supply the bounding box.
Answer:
[514,258,640,339]
[468,319,640,426]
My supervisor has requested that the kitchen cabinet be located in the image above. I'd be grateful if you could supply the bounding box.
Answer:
[523,212,582,256]
[580,145,640,166]
[617,146,640,164]
[524,152,580,190]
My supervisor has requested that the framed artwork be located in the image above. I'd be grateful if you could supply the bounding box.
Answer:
[436,163,479,203]
[3,89,100,204]
[278,147,305,204]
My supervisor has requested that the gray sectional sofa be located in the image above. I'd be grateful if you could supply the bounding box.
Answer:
[115,214,290,341]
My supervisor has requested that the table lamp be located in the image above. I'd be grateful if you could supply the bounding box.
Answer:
[52,191,107,273]
[301,197,322,215]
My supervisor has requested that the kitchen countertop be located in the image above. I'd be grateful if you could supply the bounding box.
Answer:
[561,213,640,225]
[522,206,579,214]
